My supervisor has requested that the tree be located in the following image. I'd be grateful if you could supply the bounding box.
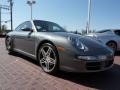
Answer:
[81,29,96,35]
[81,29,87,35]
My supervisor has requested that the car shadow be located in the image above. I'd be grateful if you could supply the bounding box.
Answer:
[9,52,39,66]
[9,52,120,90]
[0,36,5,38]
[115,51,120,56]
[53,64,120,90]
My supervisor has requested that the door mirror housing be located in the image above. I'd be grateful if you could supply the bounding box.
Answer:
[22,28,33,32]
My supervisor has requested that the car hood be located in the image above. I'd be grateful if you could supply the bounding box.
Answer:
[51,32,113,55]
[78,36,113,55]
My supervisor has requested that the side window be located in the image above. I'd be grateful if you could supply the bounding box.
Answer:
[15,23,24,31]
[21,22,32,31]
[15,21,32,32]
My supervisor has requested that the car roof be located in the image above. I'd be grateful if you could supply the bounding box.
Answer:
[33,20,55,24]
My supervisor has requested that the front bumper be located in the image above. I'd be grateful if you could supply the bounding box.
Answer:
[82,59,113,72]
[60,55,114,73]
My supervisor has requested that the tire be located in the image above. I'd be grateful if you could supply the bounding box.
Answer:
[107,42,117,53]
[5,37,13,54]
[37,43,59,74]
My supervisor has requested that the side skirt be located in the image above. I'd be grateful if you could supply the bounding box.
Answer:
[13,48,37,60]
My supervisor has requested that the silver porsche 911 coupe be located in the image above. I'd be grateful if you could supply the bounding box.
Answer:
[5,20,114,74]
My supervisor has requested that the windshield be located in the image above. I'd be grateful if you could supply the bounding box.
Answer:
[34,20,66,32]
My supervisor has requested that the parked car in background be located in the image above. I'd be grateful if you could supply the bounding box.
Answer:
[87,29,120,52]
[5,20,114,74]
[0,30,12,37]
[0,32,6,37]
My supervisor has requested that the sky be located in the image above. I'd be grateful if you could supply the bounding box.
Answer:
[0,0,120,32]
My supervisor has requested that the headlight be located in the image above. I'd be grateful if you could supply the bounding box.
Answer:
[68,36,89,52]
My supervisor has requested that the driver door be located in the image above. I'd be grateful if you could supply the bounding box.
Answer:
[14,21,35,56]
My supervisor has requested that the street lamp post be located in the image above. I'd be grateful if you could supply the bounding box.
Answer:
[86,0,92,34]
[10,0,13,31]
[8,0,13,31]
[0,7,1,31]
[27,0,36,20]
[0,5,9,31]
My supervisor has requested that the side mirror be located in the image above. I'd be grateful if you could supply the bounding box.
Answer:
[22,28,33,32]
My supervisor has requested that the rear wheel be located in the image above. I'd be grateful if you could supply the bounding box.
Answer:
[38,43,59,74]
[5,37,13,54]
[107,42,117,52]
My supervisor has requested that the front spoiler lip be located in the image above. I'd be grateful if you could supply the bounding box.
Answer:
[83,64,114,73]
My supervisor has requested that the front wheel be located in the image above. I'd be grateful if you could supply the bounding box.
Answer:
[5,37,13,53]
[38,43,59,74]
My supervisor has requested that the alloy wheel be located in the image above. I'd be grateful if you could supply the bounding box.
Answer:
[38,44,58,73]
[6,37,12,51]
